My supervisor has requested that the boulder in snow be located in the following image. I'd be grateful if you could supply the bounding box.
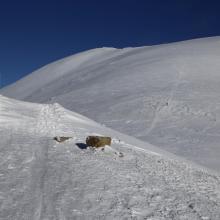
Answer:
[53,136,72,143]
[86,136,111,148]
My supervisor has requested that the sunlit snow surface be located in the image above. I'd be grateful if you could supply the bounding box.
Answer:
[1,95,220,219]
[2,37,220,171]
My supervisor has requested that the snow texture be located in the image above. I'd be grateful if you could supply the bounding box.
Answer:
[1,95,220,219]
[1,37,220,172]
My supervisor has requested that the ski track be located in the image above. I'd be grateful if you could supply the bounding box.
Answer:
[145,67,183,136]
[1,102,220,219]
[145,57,189,138]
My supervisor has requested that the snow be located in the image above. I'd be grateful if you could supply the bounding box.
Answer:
[1,95,220,219]
[2,37,220,171]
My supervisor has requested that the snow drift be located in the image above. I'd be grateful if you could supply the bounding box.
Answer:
[1,37,220,171]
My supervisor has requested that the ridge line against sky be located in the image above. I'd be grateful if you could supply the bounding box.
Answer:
[1,0,220,88]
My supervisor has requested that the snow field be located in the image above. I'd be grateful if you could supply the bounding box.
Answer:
[2,37,220,170]
[1,96,220,219]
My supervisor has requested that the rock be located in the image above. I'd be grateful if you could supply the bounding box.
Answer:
[53,136,72,143]
[86,136,111,148]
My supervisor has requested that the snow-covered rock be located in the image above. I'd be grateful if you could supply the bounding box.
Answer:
[1,95,220,219]
[1,37,220,171]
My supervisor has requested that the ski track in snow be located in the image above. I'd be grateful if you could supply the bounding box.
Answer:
[145,62,184,136]
[1,97,220,219]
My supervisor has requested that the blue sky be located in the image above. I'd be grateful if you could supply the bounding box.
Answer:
[1,0,220,87]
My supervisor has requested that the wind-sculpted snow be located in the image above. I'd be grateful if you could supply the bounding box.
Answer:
[2,37,220,171]
[1,96,220,219]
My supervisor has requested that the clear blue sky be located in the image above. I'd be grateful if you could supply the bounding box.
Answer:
[1,0,220,88]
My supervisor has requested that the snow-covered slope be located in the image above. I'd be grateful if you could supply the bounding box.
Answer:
[1,95,220,219]
[2,37,220,171]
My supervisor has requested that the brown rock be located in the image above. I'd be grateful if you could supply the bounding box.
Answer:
[86,136,111,148]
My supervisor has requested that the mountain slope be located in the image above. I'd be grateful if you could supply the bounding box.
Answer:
[2,37,220,171]
[1,95,220,219]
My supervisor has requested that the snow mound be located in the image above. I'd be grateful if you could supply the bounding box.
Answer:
[1,95,220,219]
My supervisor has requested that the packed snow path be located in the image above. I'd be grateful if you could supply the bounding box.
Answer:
[1,96,220,219]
